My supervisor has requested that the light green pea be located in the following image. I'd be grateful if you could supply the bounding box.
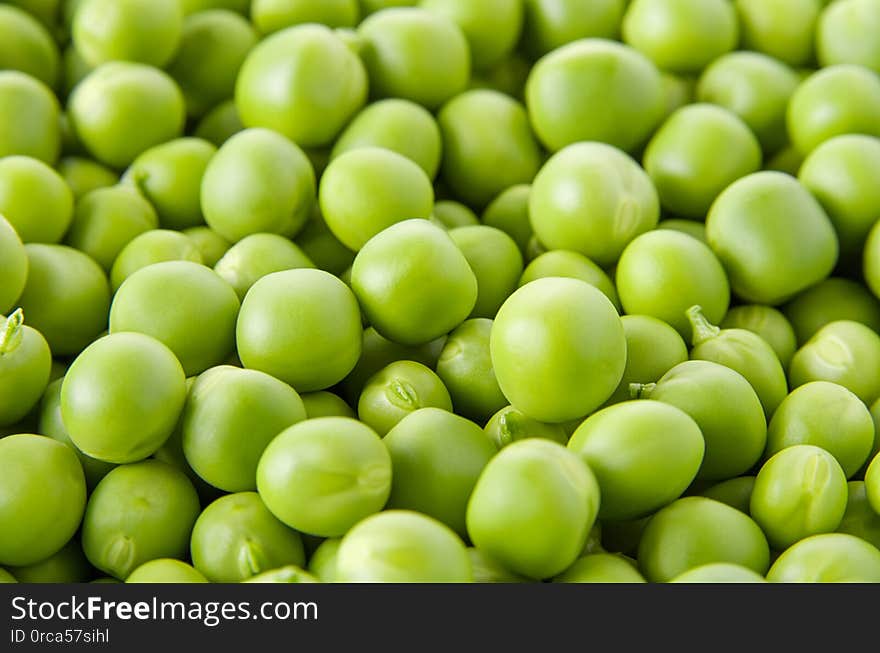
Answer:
[182,226,231,268]
[837,481,880,549]
[701,476,756,515]
[817,0,880,73]
[519,250,620,311]
[670,563,766,583]
[481,184,533,256]
[521,0,625,59]
[656,218,707,243]
[214,233,315,301]
[0,156,73,244]
[56,157,118,201]
[721,305,798,369]
[0,71,60,164]
[767,533,880,582]
[431,201,479,230]
[0,5,58,88]
[555,554,646,583]
[251,0,359,34]
[735,0,821,67]
[126,559,208,583]
[193,100,244,147]
[448,225,523,319]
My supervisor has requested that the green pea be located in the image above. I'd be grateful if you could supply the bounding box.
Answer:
[214,233,314,301]
[721,305,798,369]
[236,24,366,148]
[181,366,306,492]
[438,90,541,210]
[56,157,118,201]
[0,71,60,164]
[785,279,880,351]
[701,476,756,515]
[767,532,880,582]
[110,229,203,291]
[331,99,442,180]
[166,10,257,119]
[384,408,496,536]
[435,319,507,423]
[787,65,880,155]
[360,0,417,15]
[307,538,340,582]
[622,0,737,75]
[448,225,523,319]
[789,320,880,404]
[182,0,250,15]
[670,563,766,583]
[616,231,730,339]
[237,268,361,392]
[82,460,199,579]
[467,548,528,583]
[640,360,766,481]
[193,99,244,147]
[182,226,231,268]
[638,496,770,582]
[62,333,186,463]
[293,208,356,277]
[481,184,533,256]
[252,0,358,34]
[126,559,208,583]
[521,0,625,58]
[0,156,72,244]
[526,39,664,153]
[656,218,707,244]
[358,8,470,110]
[688,305,788,418]
[68,62,185,169]
[336,509,471,582]
[357,360,452,436]
[65,185,158,272]
[190,492,305,582]
[554,553,646,583]
[467,439,599,579]
[300,392,355,420]
[0,217,27,315]
[817,0,880,72]
[707,171,838,304]
[519,250,620,311]
[432,201,479,230]
[17,244,110,356]
[837,481,880,549]
[351,219,477,345]
[0,5,58,88]
[241,565,319,583]
[9,540,93,584]
[483,405,568,449]
[38,377,115,489]
[320,148,434,252]
[644,104,762,220]
[735,0,821,67]
[764,144,805,176]
[492,277,625,423]
[73,0,182,68]
[0,434,86,567]
[658,72,695,120]
[569,400,703,519]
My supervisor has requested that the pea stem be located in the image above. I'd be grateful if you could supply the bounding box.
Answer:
[687,305,720,346]
[0,308,24,355]
[629,383,655,399]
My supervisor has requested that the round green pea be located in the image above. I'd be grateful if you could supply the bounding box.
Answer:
[73,0,183,68]
[657,218,707,243]
[448,225,523,319]
[358,8,470,110]
[307,538,341,582]
[519,250,620,311]
[467,439,600,579]
[467,548,528,583]
[0,310,51,427]
[384,408,496,536]
[251,0,359,34]
[735,0,821,67]
[68,62,185,169]
[838,481,880,549]
[300,392,355,420]
[167,9,257,119]
[784,278,880,347]
[56,157,118,201]
[336,509,472,582]
[320,148,434,252]
[521,0,625,59]
[817,0,880,73]
[17,244,110,355]
[242,565,318,584]
[767,532,880,582]
[237,268,362,392]
[82,460,200,579]
[110,229,203,291]
[61,333,186,463]
[236,24,367,148]
[126,559,207,583]
[643,104,762,219]
[701,476,756,515]
[193,99,244,147]
[190,492,305,583]
[214,233,314,300]
[696,52,800,155]
[182,0,250,14]
[357,360,452,436]
[491,277,626,423]
[642,360,767,481]
[721,305,798,369]
[293,207,356,277]
[0,71,60,164]
[483,405,568,449]
[65,185,158,272]
[438,90,542,210]
[351,219,477,345]
[109,261,239,376]
[0,216,27,315]
[638,496,770,582]
[555,554,646,583]
[432,201,479,230]
[787,65,880,155]
[201,128,315,243]
[482,184,533,256]
[569,400,704,520]
[622,0,738,75]
[670,563,766,583]
[525,39,664,153]
[9,540,93,584]
[867,454,880,513]
[751,445,848,550]
[0,156,72,244]
[789,320,880,405]
[616,230,730,339]
[182,226,230,268]
[0,434,86,567]
[800,135,880,259]
[706,171,838,305]
[0,5,58,88]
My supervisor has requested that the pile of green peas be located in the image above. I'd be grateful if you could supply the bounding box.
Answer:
[4,0,880,585]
